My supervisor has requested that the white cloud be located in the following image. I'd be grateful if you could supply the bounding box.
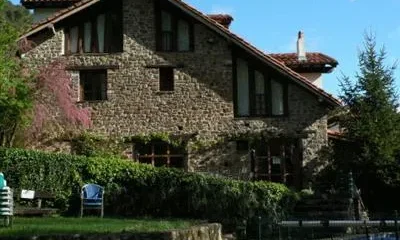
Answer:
[210,5,235,14]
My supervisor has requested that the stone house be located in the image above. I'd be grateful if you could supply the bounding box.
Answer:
[20,0,340,188]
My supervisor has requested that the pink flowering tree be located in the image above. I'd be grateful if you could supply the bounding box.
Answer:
[27,60,92,144]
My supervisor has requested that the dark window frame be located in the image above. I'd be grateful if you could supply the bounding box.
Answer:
[159,67,175,92]
[79,69,108,102]
[155,0,194,52]
[252,138,299,186]
[64,0,123,55]
[233,54,289,118]
[133,141,186,169]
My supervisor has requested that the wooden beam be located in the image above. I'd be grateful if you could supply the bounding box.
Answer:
[145,63,185,68]
[66,65,119,70]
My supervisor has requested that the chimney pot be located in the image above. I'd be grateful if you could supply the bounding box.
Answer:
[297,31,307,61]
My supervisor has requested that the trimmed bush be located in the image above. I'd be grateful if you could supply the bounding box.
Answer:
[0,148,296,224]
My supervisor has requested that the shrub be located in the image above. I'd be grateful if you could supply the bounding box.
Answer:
[0,148,296,225]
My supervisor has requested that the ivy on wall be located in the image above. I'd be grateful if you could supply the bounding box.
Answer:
[126,132,185,147]
[70,132,128,158]
[189,131,271,153]
[69,130,294,158]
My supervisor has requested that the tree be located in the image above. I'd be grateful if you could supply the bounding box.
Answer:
[0,0,32,32]
[0,0,90,147]
[340,32,399,164]
[0,1,32,147]
[339,32,400,211]
[27,60,92,144]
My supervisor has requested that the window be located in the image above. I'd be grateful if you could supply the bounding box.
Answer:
[134,141,185,168]
[236,58,249,116]
[271,79,284,115]
[235,58,287,117]
[252,138,298,186]
[157,8,193,52]
[79,70,107,101]
[254,70,267,115]
[65,6,122,54]
[159,67,174,91]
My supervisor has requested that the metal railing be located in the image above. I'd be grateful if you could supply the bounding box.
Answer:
[278,219,400,240]
[238,215,400,240]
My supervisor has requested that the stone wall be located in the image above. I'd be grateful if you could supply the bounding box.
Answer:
[23,0,331,185]
[0,223,222,240]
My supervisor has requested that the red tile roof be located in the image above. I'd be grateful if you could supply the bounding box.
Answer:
[21,0,79,2]
[327,130,348,141]
[207,14,234,29]
[20,0,99,38]
[21,0,80,8]
[269,52,338,68]
[19,0,341,107]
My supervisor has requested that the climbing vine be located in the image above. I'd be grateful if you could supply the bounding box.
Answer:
[125,132,187,147]
[70,132,127,158]
[189,131,267,152]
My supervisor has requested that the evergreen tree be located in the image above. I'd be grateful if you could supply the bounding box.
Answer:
[340,32,400,165]
[339,32,400,211]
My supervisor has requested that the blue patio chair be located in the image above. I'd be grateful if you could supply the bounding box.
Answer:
[80,184,104,218]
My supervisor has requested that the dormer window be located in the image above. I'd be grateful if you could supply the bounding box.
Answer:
[156,3,194,52]
[65,6,122,54]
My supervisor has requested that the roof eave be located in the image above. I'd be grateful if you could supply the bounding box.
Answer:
[19,0,101,40]
[22,2,75,9]
[288,63,338,74]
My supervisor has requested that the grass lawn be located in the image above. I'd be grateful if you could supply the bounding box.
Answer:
[0,217,197,237]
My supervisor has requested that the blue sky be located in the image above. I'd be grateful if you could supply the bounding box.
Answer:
[11,0,400,97]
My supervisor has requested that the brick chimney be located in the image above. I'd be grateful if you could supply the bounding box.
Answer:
[297,31,307,61]
[207,14,234,29]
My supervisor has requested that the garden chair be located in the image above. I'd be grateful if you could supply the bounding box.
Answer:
[80,184,104,218]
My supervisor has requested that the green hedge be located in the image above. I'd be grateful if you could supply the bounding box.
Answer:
[0,148,296,224]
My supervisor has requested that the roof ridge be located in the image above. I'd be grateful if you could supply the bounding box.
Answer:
[268,52,339,67]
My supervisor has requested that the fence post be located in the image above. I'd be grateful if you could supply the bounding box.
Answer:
[395,210,399,240]
[258,215,262,240]
[278,224,281,240]
[348,171,354,197]
[364,220,369,238]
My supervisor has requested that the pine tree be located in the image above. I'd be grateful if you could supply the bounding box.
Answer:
[339,32,400,211]
[340,32,400,165]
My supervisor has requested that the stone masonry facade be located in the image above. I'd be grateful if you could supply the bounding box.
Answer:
[23,0,330,187]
